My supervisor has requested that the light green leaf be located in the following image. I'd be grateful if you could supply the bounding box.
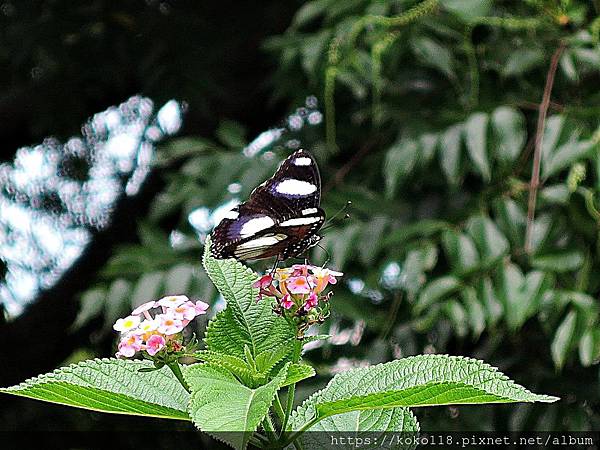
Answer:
[164,263,195,294]
[442,230,479,275]
[194,351,262,387]
[551,310,578,369]
[291,355,557,433]
[498,264,550,331]
[492,106,526,163]
[541,115,565,170]
[184,363,287,450]
[202,237,296,361]
[443,0,492,20]
[543,139,594,178]
[479,277,503,327]
[411,36,456,80]
[503,48,545,77]
[466,215,509,264]
[415,276,462,314]
[384,137,419,198]
[494,198,526,246]
[464,112,491,181]
[444,298,468,338]
[131,271,164,308]
[462,288,486,339]
[439,124,463,184]
[531,251,584,273]
[0,359,190,420]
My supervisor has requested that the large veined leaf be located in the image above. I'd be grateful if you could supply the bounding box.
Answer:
[0,358,190,420]
[202,237,296,361]
[290,355,557,433]
[183,363,288,450]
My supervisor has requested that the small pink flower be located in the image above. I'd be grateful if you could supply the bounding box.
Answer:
[281,294,294,310]
[311,267,343,293]
[287,276,312,294]
[304,292,319,311]
[156,295,188,308]
[291,264,309,277]
[145,334,166,356]
[156,313,184,335]
[193,300,209,315]
[253,275,273,289]
[116,333,143,358]
[131,300,157,316]
[172,301,198,321]
[134,318,159,334]
[113,315,141,332]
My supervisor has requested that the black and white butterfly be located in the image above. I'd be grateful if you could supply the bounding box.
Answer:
[210,149,325,261]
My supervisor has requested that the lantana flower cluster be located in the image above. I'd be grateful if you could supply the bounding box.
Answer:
[253,264,342,337]
[113,295,209,359]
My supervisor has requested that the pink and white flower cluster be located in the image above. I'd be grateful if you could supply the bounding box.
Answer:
[113,295,209,358]
[253,264,342,323]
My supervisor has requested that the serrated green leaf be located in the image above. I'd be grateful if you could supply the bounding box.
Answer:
[194,351,262,387]
[184,363,287,450]
[492,106,526,163]
[0,359,190,420]
[281,364,315,387]
[464,112,491,181]
[202,237,296,362]
[291,355,557,434]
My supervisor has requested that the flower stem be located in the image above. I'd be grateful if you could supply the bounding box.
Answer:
[273,394,286,422]
[281,338,302,433]
[167,360,190,393]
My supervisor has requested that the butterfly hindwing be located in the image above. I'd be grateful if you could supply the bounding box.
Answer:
[210,149,325,260]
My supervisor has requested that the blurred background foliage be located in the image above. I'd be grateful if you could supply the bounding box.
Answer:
[2,0,600,443]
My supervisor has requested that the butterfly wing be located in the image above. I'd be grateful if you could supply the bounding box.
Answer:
[210,149,325,260]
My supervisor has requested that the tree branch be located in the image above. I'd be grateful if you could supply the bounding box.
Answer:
[524,42,566,253]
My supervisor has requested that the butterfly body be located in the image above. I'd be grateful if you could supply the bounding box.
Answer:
[210,149,325,261]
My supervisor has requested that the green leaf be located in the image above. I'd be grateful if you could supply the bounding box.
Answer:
[194,351,262,387]
[443,0,492,21]
[541,115,565,170]
[444,298,469,338]
[415,276,462,314]
[184,363,287,450]
[543,139,594,178]
[202,237,296,362]
[439,124,463,184]
[551,310,578,369]
[291,355,557,432]
[384,137,419,199]
[503,48,544,77]
[281,364,316,387]
[498,264,550,331]
[464,112,491,181]
[0,359,190,420]
[491,106,526,163]
[462,288,486,339]
[531,251,584,273]
[383,220,450,247]
[216,120,246,148]
[411,36,456,80]
[466,215,509,265]
[442,229,479,275]
[130,271,164,308]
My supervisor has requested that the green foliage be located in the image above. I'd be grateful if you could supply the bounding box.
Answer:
[184,363,288,450]
[0,359,190,420]
[202,237,296,368]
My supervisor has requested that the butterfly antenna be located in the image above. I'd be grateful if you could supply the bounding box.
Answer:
[321,201,351,232]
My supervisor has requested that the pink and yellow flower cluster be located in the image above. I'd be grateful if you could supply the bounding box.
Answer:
[253,264,342,334]
[113,295,209,358]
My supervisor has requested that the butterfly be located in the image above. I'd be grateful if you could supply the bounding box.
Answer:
[210,149,325,261]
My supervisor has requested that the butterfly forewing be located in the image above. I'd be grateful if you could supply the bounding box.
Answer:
[210,149,325,261]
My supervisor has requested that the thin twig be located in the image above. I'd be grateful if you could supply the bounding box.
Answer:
[323,139,377,193]
[524,42,566,253]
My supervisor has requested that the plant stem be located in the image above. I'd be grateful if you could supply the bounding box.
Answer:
[282,338,302,433]
[524,41,565,253]
[262,415,278,443]
[273,394,286,422]
[166,360,190,393]
[280,416,321,448]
